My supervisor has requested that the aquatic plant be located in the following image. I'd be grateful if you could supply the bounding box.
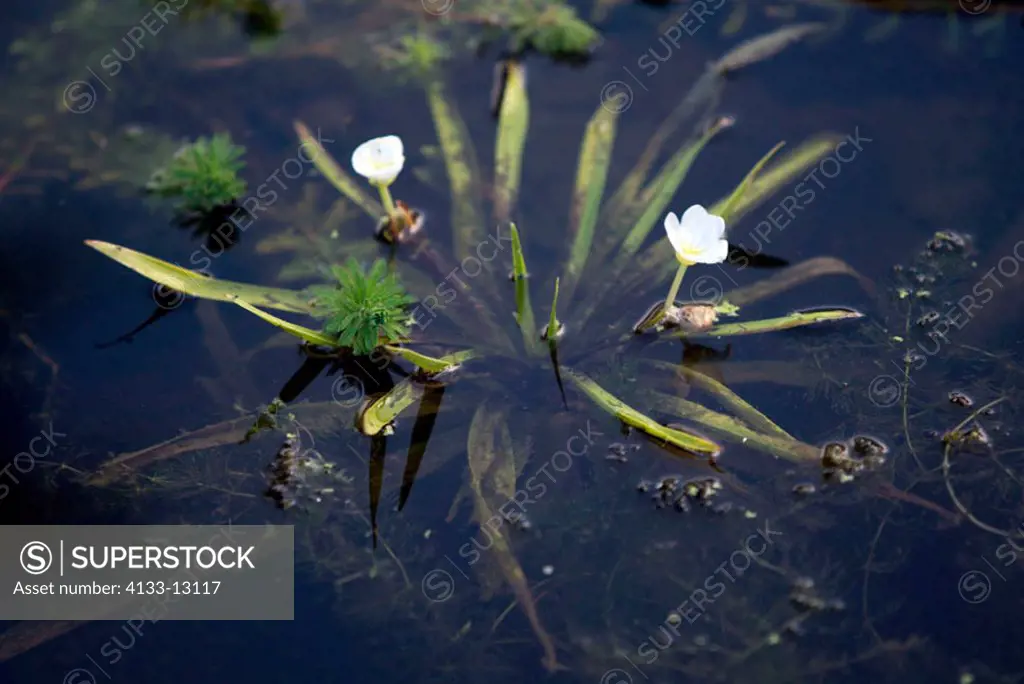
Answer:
[307,258,416,356]
[146,132,247,214]
[85,23,875,672]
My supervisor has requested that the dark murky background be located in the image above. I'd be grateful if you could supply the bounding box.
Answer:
[2,1,1024,682]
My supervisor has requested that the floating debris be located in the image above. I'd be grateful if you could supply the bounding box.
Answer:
[639,475,727,513]
[926,230,969,253]
[949,390,973,408]
[850,435,888,457]
[792,482,816,497]
[916,310,940,326]
[264,431,345,510]
[820,437,887,482]
[541,564,554,576]
[943,422,992,452]
[605,442,639,462]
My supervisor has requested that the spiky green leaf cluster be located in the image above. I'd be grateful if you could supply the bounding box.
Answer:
[309,258,416,355]
[146,132,247,214]
[511,4,600,60]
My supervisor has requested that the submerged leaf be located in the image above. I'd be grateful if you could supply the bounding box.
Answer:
[563,103,617,300]
[564,369,720,457]
[293,121,381,219]
[712,23,826,74]
[494,61,529,223]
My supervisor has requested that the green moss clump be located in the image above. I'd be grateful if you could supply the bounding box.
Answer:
[146,132,247,214]
[309,258,416,355]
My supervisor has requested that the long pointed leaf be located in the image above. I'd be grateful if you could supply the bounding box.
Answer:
[709,134,841,228]
[494,61,529,223]
[384,345,475,373]
[563,103,617,301]
[646,390,820,463]
[679,309,863,338]
[564,368,720,456]
[294,121,382,219]
[85,240,313,313]
[645,360,792,439]
[620,117,731,256]
[228,299,340,347]
[716,141,786,225]
[425,80,488,266]
[510,223,540,355]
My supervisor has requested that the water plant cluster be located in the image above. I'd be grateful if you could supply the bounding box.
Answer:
[145,131,247,215]
[84,23,879,671]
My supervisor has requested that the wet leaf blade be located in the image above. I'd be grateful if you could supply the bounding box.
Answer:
[716,141,786,225]
[681,309,864,338]
[465,403,560,671]
[646,360,792,439]
[647,390,820,463]
[426,81,488,266]
[564,368,720,456]
[563,103,617,296]
[547,277,560,341]
[229,299,340,347]
[494,62,529,223]
[293,121,382,218]
[620,119,730,256]
[709,134,841,228]
[358,379,425,436]
[510,223,539,355]
[713,22,827,74]
[85,240,313,313]
[383,345,475,373]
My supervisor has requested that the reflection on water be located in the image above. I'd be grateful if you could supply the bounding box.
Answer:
[1,0,1024,683]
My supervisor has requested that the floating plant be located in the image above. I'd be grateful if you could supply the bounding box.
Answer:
[145,132,247,215]
[85,24,877,673]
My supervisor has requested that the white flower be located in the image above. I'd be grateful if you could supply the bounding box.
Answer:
[664,205,728,265]
[351,135,405,185]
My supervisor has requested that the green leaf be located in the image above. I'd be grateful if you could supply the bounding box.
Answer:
[645,360,792,439]
[85,240,313,313]
[676,309,864,338]
[229,299,341,347]
[563,102,617,299]
[619,116,732,256]
[546,277,561,341]
[646,390,820,463]
[357,349,472,435]
[494,61,529,223]
[425,80,488,268]
[564,368,720,456]
[708,134,841,227]
[384,345,475,373]
[509,223,539,355]
[293,121,382,219]
[715,140,786,225]
[358,379,423,436]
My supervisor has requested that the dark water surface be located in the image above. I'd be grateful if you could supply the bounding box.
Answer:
[2,1,1024,682]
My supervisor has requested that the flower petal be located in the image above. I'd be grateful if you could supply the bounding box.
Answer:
[664,212,688,255]
[680,204,708,226]
[695,238,729,264]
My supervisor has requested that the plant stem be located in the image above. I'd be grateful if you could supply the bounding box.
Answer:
[375,182,396,217]
[663,262,688,309]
